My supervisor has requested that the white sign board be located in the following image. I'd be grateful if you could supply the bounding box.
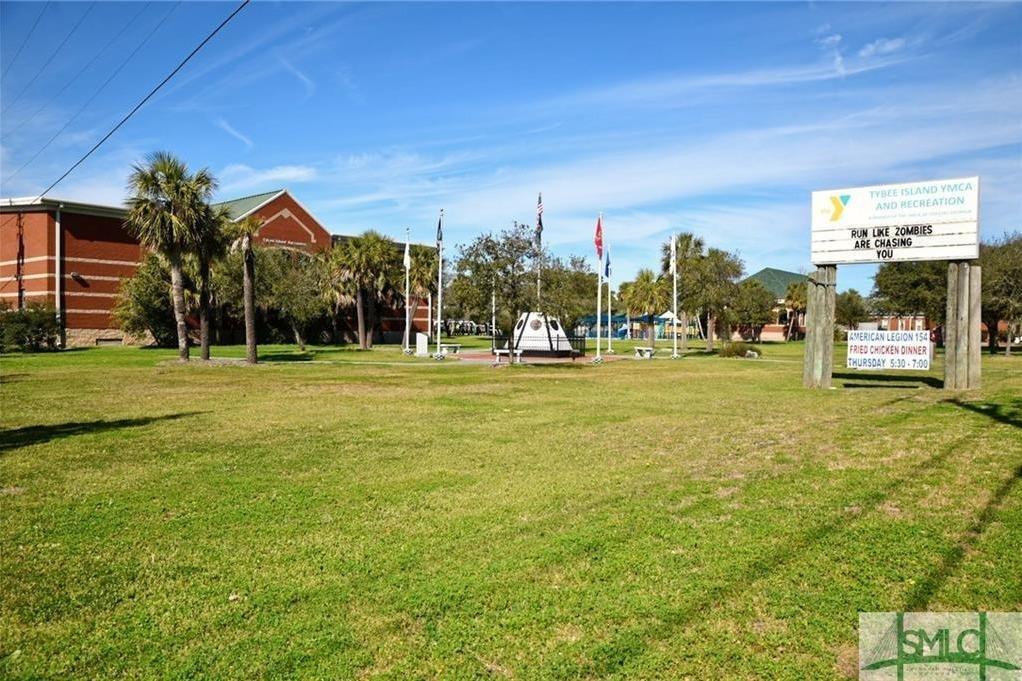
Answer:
[415,332,429,357]
[847,330,931,371]
[812,177,979,265]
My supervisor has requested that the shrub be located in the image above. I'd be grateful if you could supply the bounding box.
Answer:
[113,254,178,347]
[0,302,61,352]
[719,341,762,358]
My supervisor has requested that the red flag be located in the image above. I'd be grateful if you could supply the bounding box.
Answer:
[594,215,604,260]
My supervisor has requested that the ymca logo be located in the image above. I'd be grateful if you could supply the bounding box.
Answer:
[859,612,1021,680]
[830,193,851,221]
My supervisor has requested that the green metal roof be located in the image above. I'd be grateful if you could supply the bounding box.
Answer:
[743,267,808,299]
[211,189,284,220]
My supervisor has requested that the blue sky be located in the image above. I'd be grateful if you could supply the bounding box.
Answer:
[2,1,1020,294]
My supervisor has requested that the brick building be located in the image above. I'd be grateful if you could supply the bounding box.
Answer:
[1,189,430,346]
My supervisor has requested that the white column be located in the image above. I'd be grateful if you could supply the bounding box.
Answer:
[55,207,64,347]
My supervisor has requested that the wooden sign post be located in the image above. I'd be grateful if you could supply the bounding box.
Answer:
[807,177,981,391]
[943,262,982,390]
[803,265,836,389]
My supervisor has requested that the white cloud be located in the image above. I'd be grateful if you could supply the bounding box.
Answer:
[859,37,907,59]
[214,118,254,149]
[279,57,315,96]
[816,33,842,48]
[218,163,317,193]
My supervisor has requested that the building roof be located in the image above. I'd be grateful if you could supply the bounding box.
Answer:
[1,195,127,219]
[211,189,285,220]
[743,267,808,299]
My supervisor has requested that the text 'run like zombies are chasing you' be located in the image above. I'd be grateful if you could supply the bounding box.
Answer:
[850,224,934,260]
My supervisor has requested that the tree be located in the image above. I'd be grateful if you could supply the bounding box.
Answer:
[540,255,597,333]
[784,281,807,341]
[983,232,1022,355]
[660,232,705,351]
[408,245,438,337]
[113,253,178,347]
[732,279,775,341]
[871,261,947,328]
[620,268,669,347]
[228,216,262,363]
[450,223,538,332]
[264,249,328,351]
[330,231,397,349]
[125,151,216,361]
[193,204,231,361]
[835,288,870,330]
[691,248,743,352]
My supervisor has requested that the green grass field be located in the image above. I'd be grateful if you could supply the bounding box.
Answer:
[2,340,1020,679]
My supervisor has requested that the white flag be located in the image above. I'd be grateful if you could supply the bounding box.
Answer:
[403,239,411,270]
[670,233,677,275]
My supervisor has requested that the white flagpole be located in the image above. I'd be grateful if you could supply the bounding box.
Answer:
[672,233,679,359]
[404,228,411,353]
[607,282,613,353]
[491,276,496,350]
[435,209,444,357]
[595,213,602,361]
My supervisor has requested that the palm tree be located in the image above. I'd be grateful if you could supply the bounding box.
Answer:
[785,281,807,341]
[125,152,216,361]
[228,216,262,364]
[660,231,705,352]
[408,245,438,337]
[194,204,230,361]
[621,268,670,347]
[330,231,398,349]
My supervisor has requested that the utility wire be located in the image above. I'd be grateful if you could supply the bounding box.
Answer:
[35,0,251,200]
[3,2,153,141]
[1,1,51,80]
[2,2,96,115]
[2,2,175,184]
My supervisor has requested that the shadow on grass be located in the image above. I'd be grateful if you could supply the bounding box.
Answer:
[835,372,943,389]
[947,398,1022,430]
[574,434,973,676]
[904,462,1022,610]
[258,352,314,362]
[0,412,204,453]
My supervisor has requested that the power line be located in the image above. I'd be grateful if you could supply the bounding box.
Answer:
[2,3,176,184]
[2,2,96,116]
[35,0,251,200]
[3,2,153,141]
[1,1,51,80]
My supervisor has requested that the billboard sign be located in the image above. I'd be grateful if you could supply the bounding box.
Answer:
[847,330,932,371]
[811,177,979,265]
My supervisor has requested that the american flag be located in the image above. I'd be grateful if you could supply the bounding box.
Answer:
[535,192,543,247]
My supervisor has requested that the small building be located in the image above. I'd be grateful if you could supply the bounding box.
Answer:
[736,267,808,342]
[1,189,428,346]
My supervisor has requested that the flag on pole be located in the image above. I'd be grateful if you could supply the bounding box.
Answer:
[594,214,604,259]
[436,211,443,246]
[535,192,543,248]
[403,235,411,271]
[670,233,677,275]
[604,247,611,279]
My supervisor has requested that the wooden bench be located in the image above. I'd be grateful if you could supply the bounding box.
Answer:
[493,348,523,365]
[634,346,655,359]
[439,343,462,356]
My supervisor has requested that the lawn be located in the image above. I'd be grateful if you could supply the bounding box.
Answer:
[1,341,1020,679]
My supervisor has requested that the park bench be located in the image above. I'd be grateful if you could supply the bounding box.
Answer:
[493,348,523,365]
[439,343,462,356]
[634,346,655,359]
